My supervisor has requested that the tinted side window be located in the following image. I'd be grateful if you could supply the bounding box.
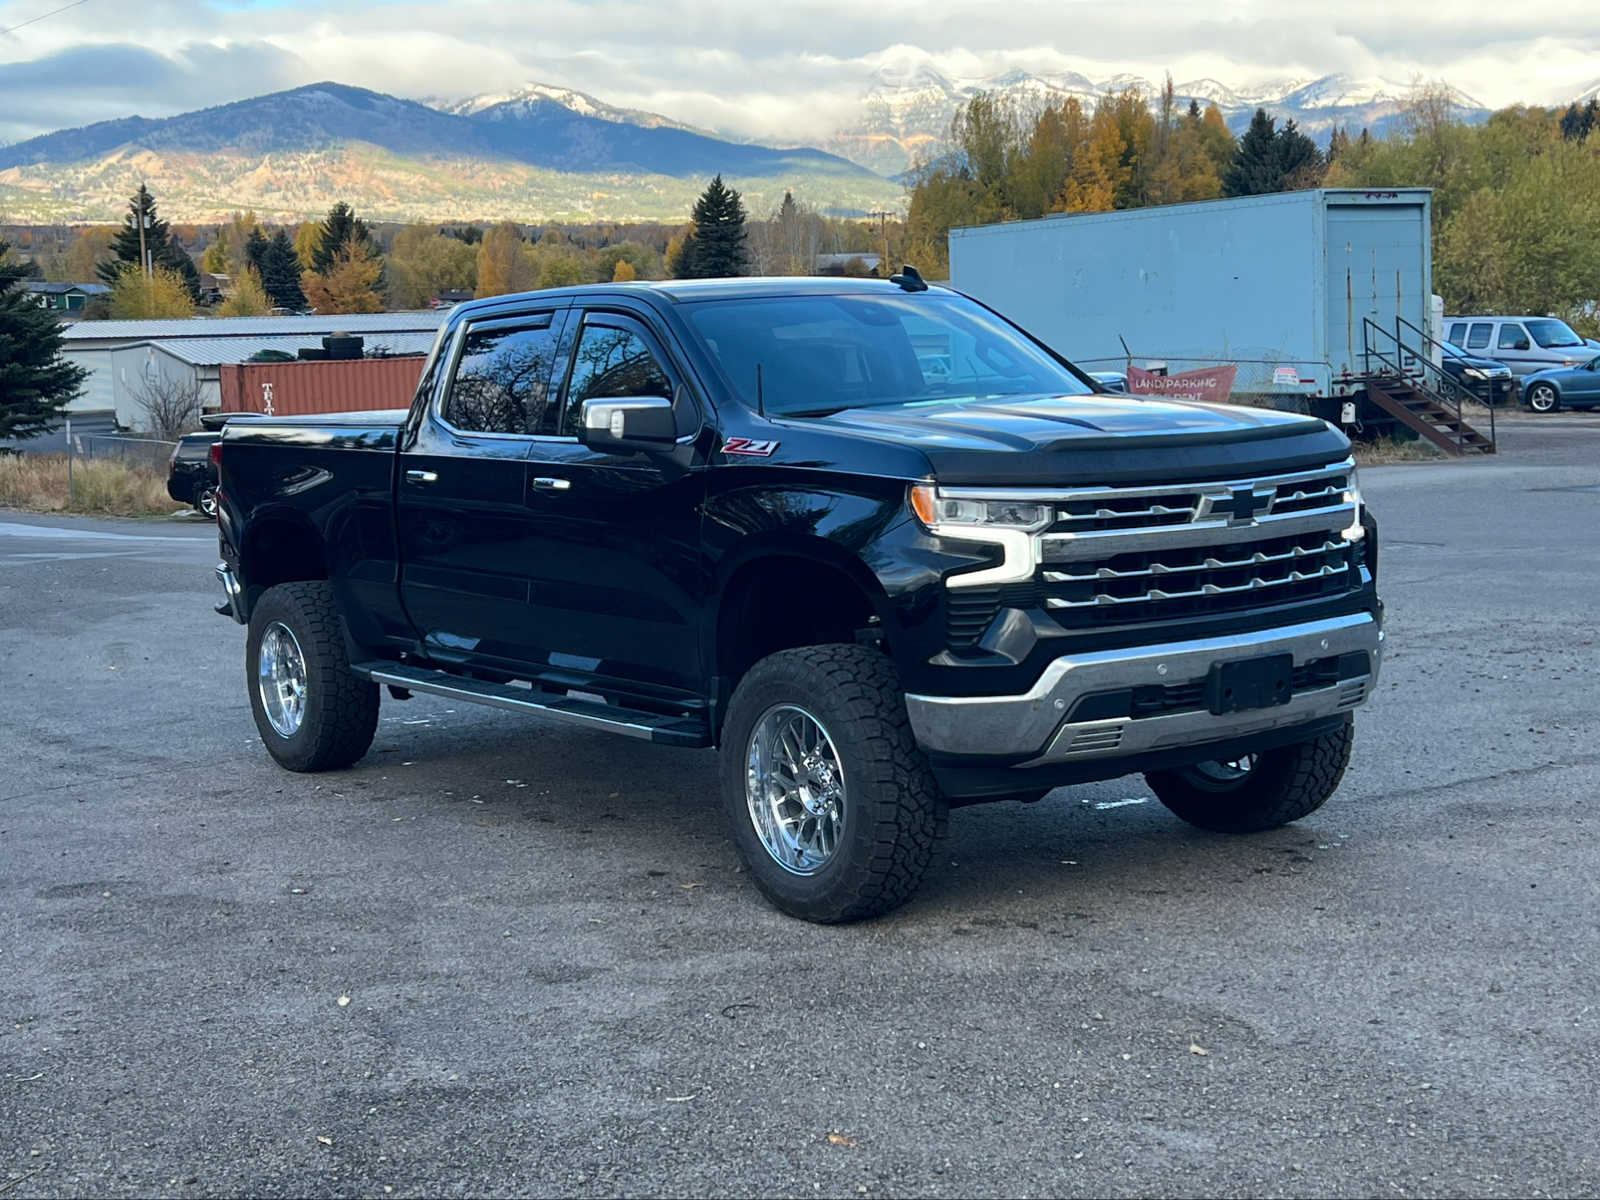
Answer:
[443,318,559,435]
[1448,322,1467,343]
[1466,322,1492,350]
[1498,323,1528,350]
[561,323,673,434]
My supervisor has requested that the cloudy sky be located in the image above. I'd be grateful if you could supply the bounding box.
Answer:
[1,0,1597,146]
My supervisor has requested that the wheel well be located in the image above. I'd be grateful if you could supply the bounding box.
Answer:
[715,556,879,695]
[241,517,327,607]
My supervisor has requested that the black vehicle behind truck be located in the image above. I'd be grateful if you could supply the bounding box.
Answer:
[214,276,1382,922]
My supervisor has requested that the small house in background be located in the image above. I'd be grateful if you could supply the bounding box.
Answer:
[199,273,233,304]
[25,281,110,314]
[814,253,882,278]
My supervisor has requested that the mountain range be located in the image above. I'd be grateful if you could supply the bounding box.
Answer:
[824,63,1495,174]
[0,62,1581,225]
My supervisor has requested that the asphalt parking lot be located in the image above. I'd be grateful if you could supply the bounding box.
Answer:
[3,413,1598,1199]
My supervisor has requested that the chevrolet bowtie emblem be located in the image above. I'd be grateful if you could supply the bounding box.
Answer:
[1213,488,1271,525]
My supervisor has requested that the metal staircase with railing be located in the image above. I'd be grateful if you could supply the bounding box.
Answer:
[1360,317,1496,455]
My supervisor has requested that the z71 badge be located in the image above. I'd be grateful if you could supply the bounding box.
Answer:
[721,438,779,457]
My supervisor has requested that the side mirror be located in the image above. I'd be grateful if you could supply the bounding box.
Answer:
[579,395,678,450]
[1514,339,1530,351]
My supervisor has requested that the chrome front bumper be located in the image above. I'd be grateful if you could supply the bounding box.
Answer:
[905,612,1382,766]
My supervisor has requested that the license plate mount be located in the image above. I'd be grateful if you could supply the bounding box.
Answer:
[1206,653,1294,715]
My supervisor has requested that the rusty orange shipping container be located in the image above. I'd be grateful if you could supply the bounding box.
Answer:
[219,356,427,417]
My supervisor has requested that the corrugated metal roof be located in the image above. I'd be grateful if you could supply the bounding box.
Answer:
[129,334,438,366]
[61,311,447,344]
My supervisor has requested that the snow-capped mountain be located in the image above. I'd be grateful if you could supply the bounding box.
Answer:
[426,82,707,134]
[824,66,1492,175]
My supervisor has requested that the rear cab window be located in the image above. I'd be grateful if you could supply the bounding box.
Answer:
[1465,323,1492,350]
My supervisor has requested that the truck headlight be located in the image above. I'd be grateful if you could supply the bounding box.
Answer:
[909,485,1051,588]
[1341,466,1365,542]
[909,486,1050,532]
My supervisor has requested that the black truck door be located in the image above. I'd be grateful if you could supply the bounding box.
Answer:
[397,307,567,670]
[514,309,708,699]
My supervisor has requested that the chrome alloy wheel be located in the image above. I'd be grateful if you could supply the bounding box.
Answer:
[745,705,846,875]
[1527,383,1558,413]
[258,621,308,737]
[1186,754,1257,790]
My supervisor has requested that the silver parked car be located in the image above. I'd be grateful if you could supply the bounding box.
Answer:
[1443,316,1594,378]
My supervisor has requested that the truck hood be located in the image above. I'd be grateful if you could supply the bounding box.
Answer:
[780,393,1348,486]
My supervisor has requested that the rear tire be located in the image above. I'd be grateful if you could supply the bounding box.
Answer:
[720,644,942,923]
[1526,383,1560,414]
[247,581,380,772]
[1145,718,1353,834]
[194,483,218,519]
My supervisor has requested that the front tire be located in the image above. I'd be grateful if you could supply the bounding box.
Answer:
[720,645,942,923]
[247,581,380,772]
[1144,718,1353,834]
[1526,383,1560,414]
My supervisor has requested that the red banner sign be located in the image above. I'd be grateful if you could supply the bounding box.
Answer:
[1126,364,1238,404]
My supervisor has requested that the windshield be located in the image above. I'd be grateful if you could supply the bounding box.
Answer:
[1526,318,1584,348]
[1442,341,1468,357]
[681,292,1091,416]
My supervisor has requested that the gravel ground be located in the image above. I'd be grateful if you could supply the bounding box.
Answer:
[2,413,1597,1198]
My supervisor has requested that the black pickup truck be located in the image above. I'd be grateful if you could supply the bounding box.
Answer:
[213,275,1382,922]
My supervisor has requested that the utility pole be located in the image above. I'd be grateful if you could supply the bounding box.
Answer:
[136,182,150,279]
[868,210,891,277]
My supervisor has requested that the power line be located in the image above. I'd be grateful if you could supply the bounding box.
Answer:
[1,0,92,37]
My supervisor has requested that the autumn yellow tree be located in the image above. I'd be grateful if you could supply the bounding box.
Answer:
[475,222,535,297]
[64,227,117,283]
[1060,105,1124,214]
[293,221,320,271]
[611,258,637,282]
[386,225,477,308]
[301,242,384,314]
[217,266,272,317]
[108,265,196,319]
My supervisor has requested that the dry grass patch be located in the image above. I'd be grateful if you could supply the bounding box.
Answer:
[1354,436,1447,465]
[0,454,177,517]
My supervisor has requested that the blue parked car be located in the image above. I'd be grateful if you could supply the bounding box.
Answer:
[1521,354,1600,414]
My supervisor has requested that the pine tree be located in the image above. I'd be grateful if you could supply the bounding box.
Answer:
[676,176,748,278]
[1187,98,1202,121]
[1560,102,1584,141]
[0,240,87,441]
[1222,109,1324,196]
[312,202,375,274]
[1222,109,1281,196]
[259,230,307,311]
[96,183,201,300]
[244,226,271,278]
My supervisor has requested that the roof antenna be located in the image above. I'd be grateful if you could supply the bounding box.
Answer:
[890,264,928,292]
[756,363,765,417]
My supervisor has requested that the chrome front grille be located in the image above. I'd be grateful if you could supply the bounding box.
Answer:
[937,459,1363,642]
[1038,460,1360,627]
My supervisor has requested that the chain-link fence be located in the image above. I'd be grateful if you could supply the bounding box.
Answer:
[69,433,177,472]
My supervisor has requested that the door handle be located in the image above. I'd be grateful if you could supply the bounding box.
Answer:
[405,469,438,485]
[531,476,572,492]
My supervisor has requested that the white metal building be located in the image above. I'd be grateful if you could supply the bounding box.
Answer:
[58,312,448,428]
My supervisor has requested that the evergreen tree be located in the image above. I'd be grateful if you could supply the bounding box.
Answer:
[244,226,271,278]
[0,240,87,441]
[1187,98,1202,121]
[96,183,201,300]
[312,202,375,274]
[676,176,748,278]
[1222,108,1324,196]
[1559,102,1584,141]
[1326,125,1350,164]
[259,230,307,311]
[1222,109,1281,196]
